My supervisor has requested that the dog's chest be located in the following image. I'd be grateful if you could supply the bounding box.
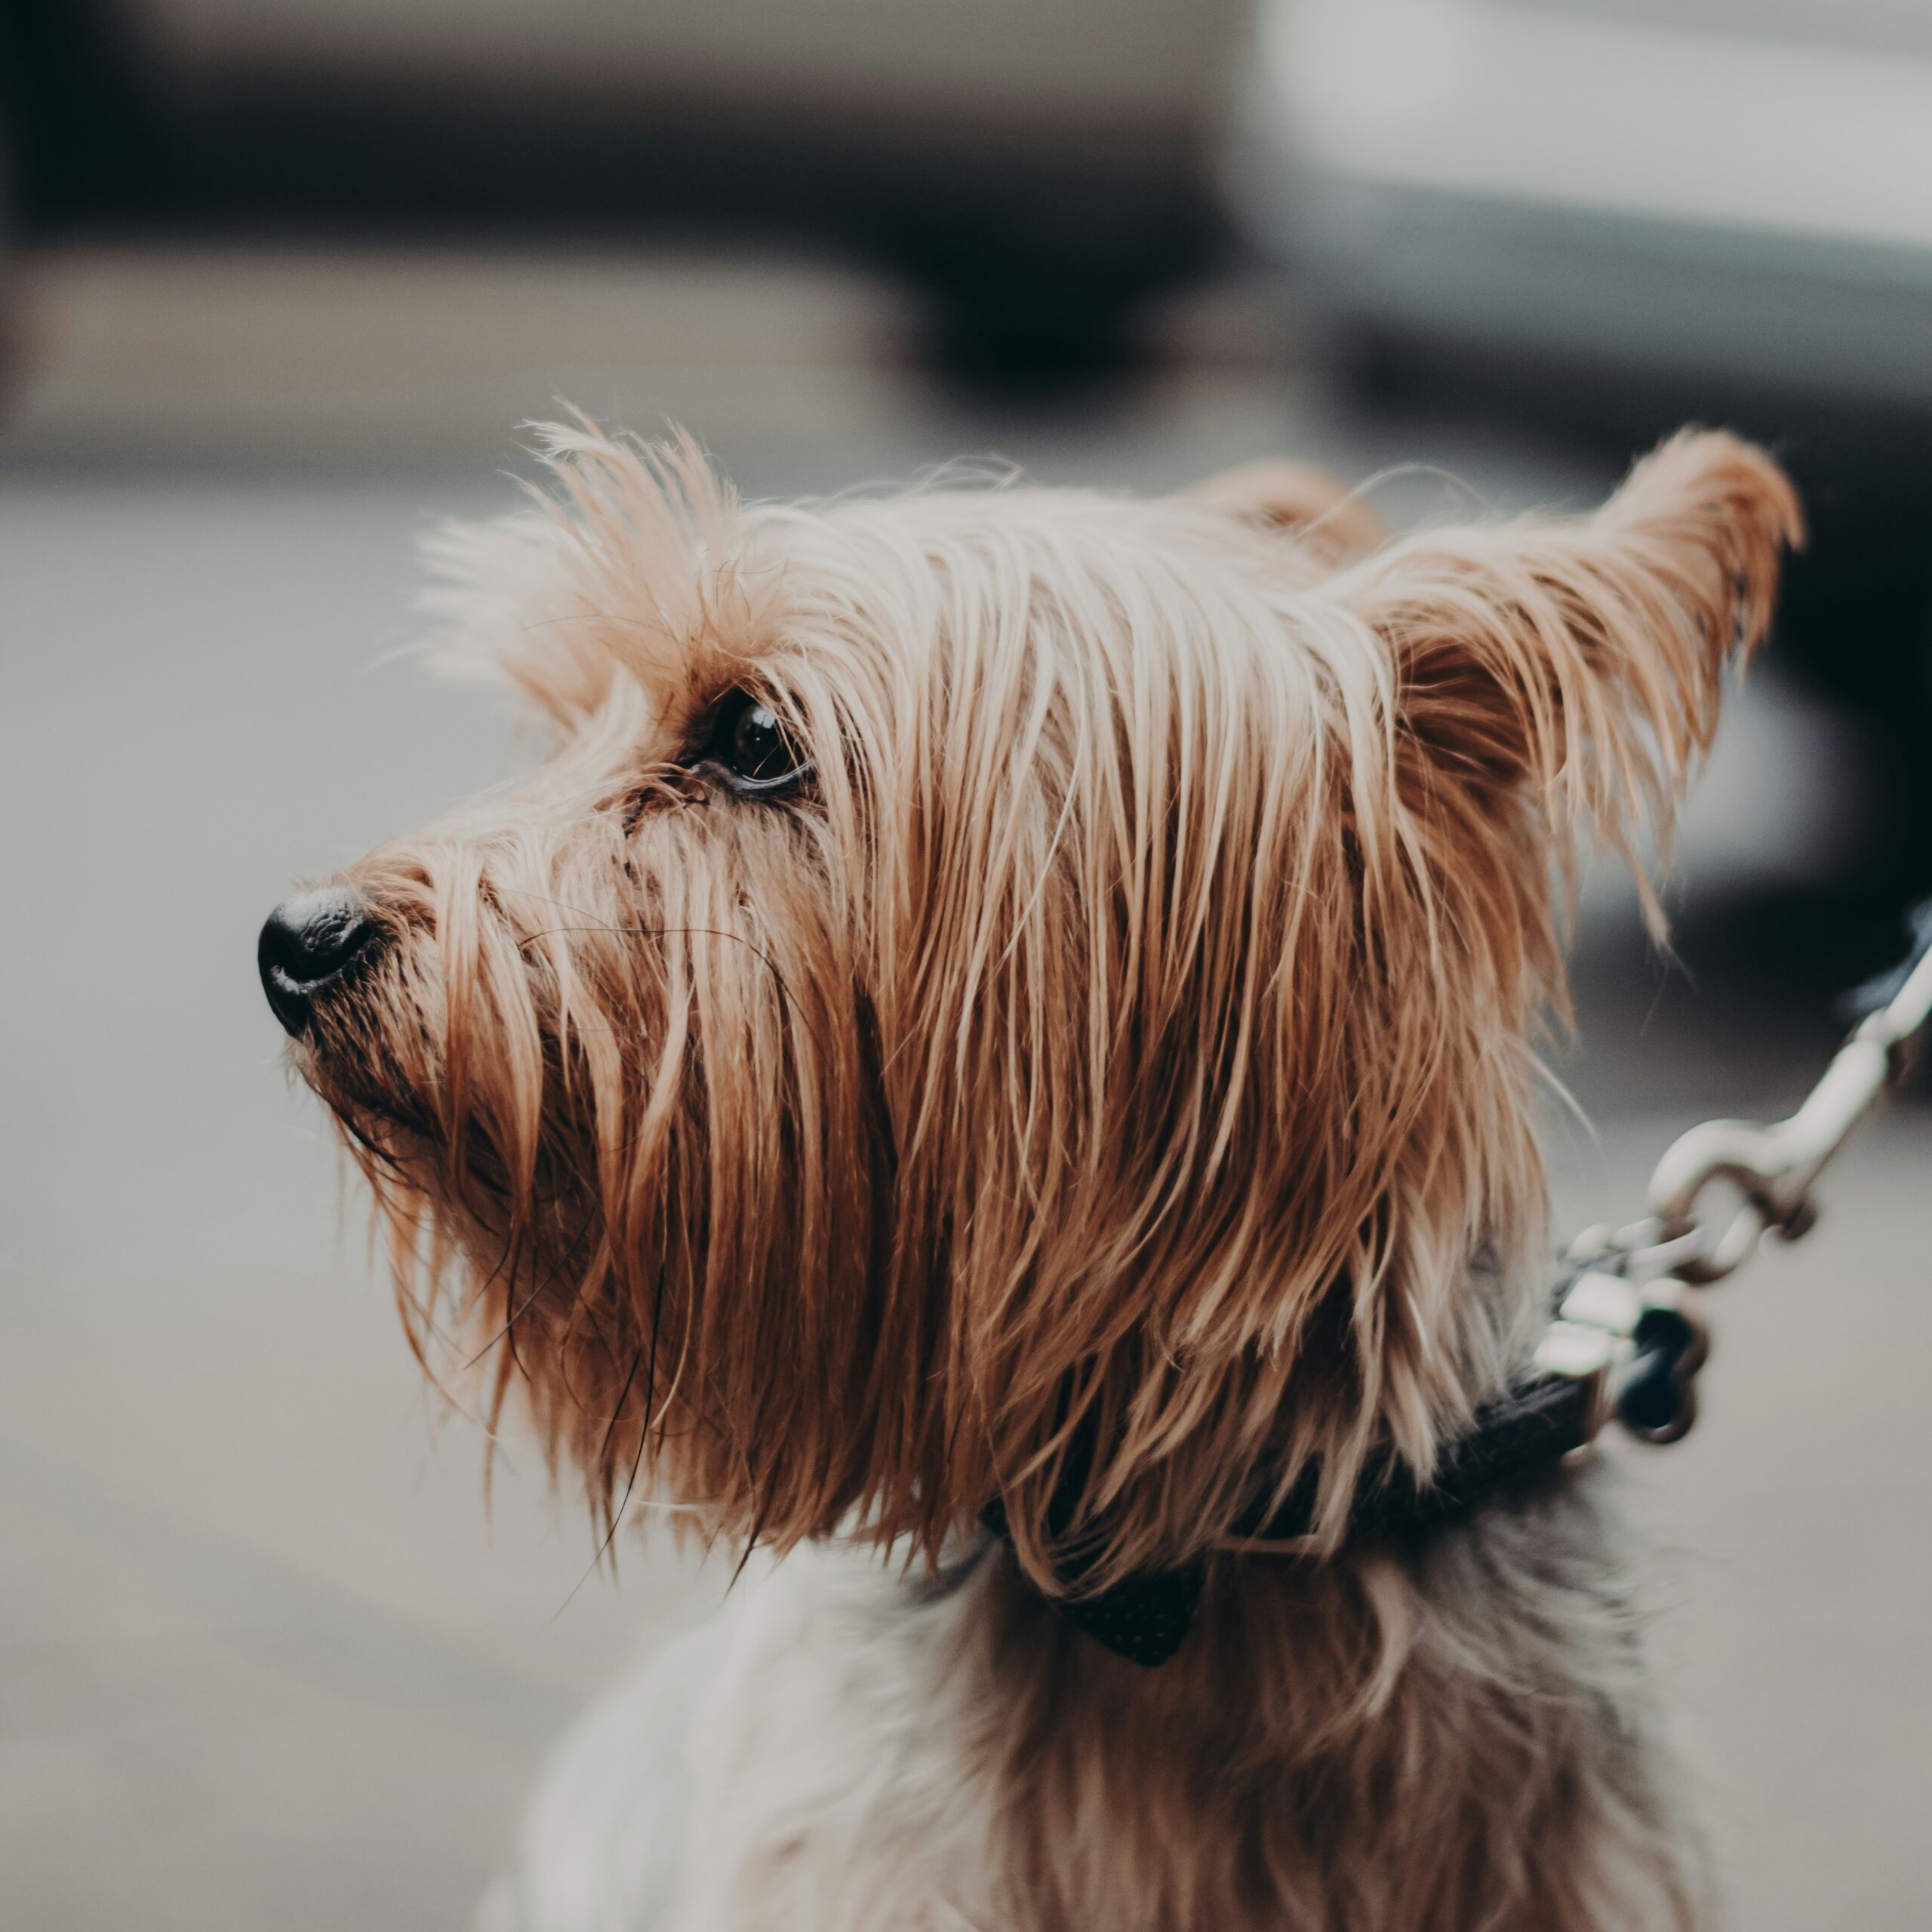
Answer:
[490,1491,1697,1932]
[497,1546,1004,1932]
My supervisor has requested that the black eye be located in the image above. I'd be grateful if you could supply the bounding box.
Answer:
[697,691,811,795]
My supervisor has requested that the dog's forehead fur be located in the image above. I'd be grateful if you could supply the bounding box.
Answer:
[422,426,1351,760]
[308,422,1798,1594]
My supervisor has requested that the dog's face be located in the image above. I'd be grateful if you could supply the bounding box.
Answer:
[271,426,1795,1590]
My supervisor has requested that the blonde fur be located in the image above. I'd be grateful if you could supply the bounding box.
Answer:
[287,425,1800,1931]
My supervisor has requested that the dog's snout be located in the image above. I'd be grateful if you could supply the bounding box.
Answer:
[258,886,377,1037]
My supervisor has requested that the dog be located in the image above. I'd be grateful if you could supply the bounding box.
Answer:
[260,422,1800,1930]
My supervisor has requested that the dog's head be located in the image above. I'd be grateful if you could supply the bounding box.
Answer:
[267,425,1797,1592]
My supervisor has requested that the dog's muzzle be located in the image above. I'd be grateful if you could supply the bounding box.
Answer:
[258,886,378,1037]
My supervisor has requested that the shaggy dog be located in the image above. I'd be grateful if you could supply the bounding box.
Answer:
[261,424,1799,1930]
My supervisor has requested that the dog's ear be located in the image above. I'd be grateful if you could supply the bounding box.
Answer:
[1184,458,1385,564]
[1341,430,1801,908]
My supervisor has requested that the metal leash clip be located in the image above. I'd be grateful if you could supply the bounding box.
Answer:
[1537,900,1932,1447]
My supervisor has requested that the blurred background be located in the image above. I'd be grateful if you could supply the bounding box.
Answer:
[2,2,1929,1927]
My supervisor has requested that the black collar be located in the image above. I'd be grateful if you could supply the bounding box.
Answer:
[986,1373,1595,1667]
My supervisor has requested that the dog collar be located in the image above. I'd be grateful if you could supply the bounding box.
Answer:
[986,1370,1596,1668]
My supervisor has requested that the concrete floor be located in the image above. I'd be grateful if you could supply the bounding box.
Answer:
[1,247,1926,1930]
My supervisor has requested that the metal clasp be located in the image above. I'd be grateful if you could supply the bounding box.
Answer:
[1537,900,1932,1448]
[1646,928,1932,1284]
[1534,1265,1708,1447]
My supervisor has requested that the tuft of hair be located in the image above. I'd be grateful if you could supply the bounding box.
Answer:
[420,420,771,731]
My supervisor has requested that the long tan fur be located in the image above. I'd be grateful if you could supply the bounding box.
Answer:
[288,425,1799,1930]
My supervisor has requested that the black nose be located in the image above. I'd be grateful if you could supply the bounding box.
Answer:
[259,887,377,1037]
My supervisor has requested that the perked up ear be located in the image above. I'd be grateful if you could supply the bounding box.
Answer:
[1341,429,1802,917]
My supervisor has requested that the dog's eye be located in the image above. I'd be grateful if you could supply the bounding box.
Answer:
[695,690,811,796]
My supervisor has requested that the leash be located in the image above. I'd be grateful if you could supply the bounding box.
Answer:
[1005,901,1932,1666]
[1537,896,1932,1450]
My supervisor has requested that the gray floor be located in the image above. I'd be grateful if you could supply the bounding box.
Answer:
[2,248,1926,1930]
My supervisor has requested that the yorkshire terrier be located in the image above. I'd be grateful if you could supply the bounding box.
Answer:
[262,423,1799,1930]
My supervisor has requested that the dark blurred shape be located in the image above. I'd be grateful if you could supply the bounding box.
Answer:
[2,0,1252,381]
[2,5,149,219]
[1841,897,1932,1029]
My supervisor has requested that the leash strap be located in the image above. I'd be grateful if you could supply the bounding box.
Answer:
[1539,894,1932,1444]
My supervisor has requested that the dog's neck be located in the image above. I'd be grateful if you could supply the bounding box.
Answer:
[921,1466,1683,1930]
[986,1367,1596,1666]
